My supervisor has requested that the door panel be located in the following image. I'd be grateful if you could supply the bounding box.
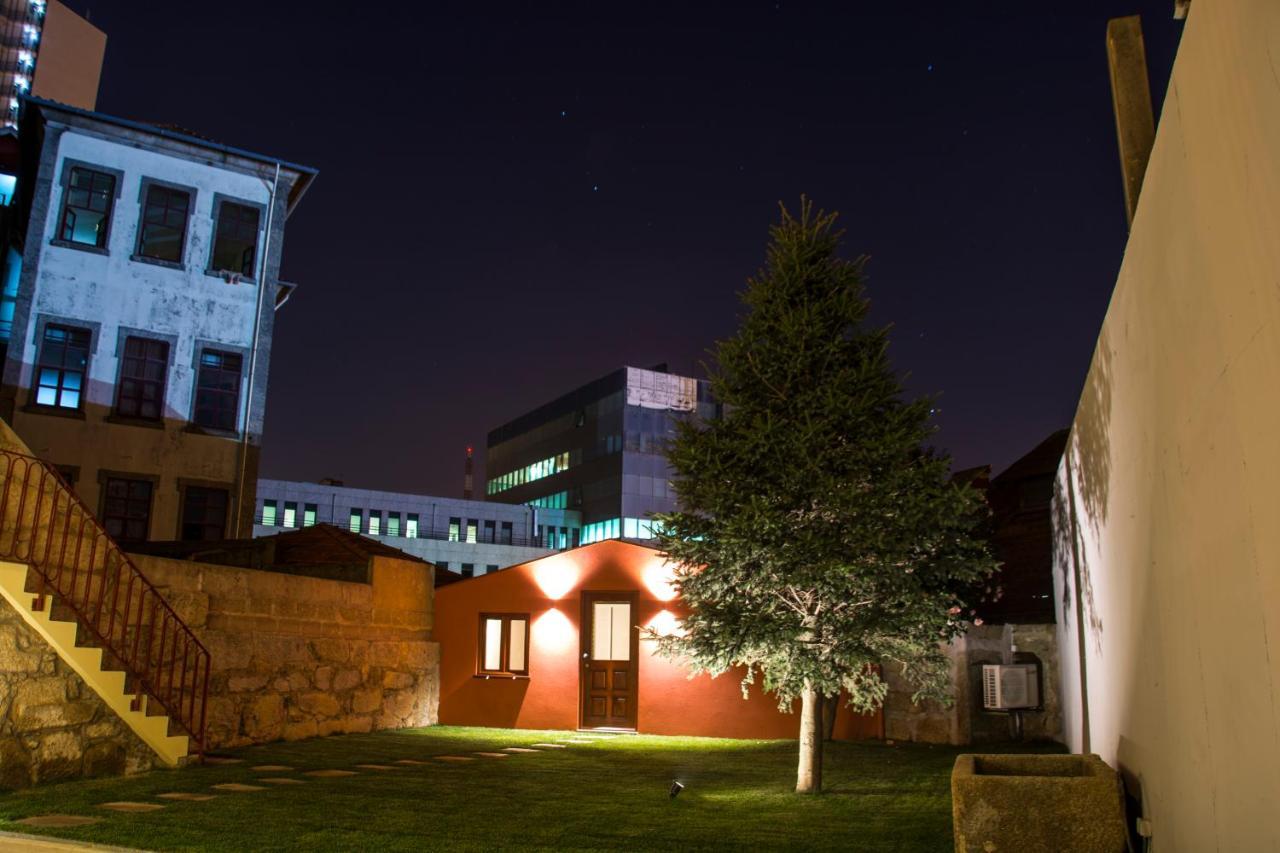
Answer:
[581,591,638,729]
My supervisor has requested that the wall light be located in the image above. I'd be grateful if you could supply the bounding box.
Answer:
[533,608,575,653]
[669,781,685,799]
[642,558,679,601]
[532,555,581,600]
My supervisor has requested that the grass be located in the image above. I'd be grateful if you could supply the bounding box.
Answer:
[0,727,1063,852]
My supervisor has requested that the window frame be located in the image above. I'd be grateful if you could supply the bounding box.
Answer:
[206,193,266,280]
[30,322,93,411]
[477,613,530,678]
[98,471,157,544]
[261,499,277,526]
[52,159,123,254]
[177,483,230,542]
[190,345,245,434]
[132,177,196,268]
[112,334,170,421]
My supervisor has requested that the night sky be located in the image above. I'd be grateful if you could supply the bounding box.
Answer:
[64,2,1183,497]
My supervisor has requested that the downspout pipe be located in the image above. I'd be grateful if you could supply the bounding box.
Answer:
[234,162,281,538]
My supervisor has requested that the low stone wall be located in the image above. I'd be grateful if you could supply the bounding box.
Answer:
[133,553,440,750]
[885,623,1062,746]
[0,597,157,789]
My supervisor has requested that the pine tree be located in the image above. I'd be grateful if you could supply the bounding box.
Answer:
[652,199,997,794]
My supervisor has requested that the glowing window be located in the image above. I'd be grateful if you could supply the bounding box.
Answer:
[368,510,381,536]
[466,520,477,544]
[479,614,529,676]
[58,166,115,248]
[261,500,276,527]
[387,512,400,537]
[448,517,461,542]
[303,504,317,527]
[282,501,296,529]
[591,602,631,661]
[407,514,419,538]
[349,509,362,533]
[34,324,89,409]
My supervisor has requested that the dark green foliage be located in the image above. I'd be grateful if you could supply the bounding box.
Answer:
[653,199,997,713]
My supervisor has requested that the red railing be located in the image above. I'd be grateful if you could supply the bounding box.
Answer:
[0,448,208,757]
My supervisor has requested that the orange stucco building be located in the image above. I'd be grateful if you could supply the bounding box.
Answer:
[435,540,883,739]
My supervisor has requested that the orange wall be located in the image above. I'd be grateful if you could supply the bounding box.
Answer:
[435,541,882,740]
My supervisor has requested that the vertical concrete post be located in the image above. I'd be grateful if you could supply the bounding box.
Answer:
[1107,15,1157,229]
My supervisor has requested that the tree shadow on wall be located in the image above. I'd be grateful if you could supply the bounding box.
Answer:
[1054,327,1115,649]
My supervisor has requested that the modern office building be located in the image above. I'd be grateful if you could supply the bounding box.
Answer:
[254,477,583,577]
[485,365,716,544]
[0,0,106,126]
[0,97,317,543]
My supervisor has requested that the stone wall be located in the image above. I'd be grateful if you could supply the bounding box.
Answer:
[884,623,1062,746]
[0,597,157,790]
[133,553,439,750]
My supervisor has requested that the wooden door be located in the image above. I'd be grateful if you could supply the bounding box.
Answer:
[580,591,639,730]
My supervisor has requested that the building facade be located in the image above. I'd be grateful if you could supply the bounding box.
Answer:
[0,0,105,127]
[0,97,317,543]
[254,477,582,577]
[485,365,716,544]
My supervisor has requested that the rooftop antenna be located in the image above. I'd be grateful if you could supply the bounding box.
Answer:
[463,446,474,500]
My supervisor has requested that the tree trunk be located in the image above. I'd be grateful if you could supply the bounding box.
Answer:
[796,681,823,794]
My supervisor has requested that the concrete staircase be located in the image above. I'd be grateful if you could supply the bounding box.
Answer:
[0,421,206,766]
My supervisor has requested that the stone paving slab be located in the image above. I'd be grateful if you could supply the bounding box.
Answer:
[14,816,102,829]
[354,764,401,771]
[258,778,306,785]
[532,743,567,749]
[502,747,541,753]
[434,755,474,762]
[303,769,358,778]
[210,783,266,792]
[473,752,509,758]
[249,765,294,772]
[0,830,140,852]
[98,802,165,813]
[394,759,433,765]
[156,793,217,802]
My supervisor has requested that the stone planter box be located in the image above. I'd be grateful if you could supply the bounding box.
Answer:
[951,753,1126,853]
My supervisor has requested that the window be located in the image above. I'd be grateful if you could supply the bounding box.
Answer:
[466,519,478,544]
[210,201,260,276]
[261,499,277,526]
[406,513,419,538]
[102,477,152,543]
[435,560,449,572]
[114,336,168,420]
[283,501,297,528]
[349,509,362,533]
[448,517,461,542]
[193,349,242,431]
[486,564,499,573]
[479,614,529,676]
[303,503,317,527]
[499,521,513,545]
[368,510,381,536]
[461,563,475,578]
[136,183,190,263]
[59,166,115,248]
[180,486,228,541]
[34,324,91,409]
[482,519,495,543]
[387,512,400,537]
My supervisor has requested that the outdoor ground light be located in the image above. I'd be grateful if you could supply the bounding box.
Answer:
[669,781,685,799]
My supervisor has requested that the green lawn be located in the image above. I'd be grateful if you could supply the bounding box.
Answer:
[0,727,1062,852]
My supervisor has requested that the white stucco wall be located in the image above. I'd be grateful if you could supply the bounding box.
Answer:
[1052,1,1280,848]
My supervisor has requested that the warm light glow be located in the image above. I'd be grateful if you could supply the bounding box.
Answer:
[642,558,679,601]
[532,555,581,599]
[533,608,575,653]
[645,609,685,638]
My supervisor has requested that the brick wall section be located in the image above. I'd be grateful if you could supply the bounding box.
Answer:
[132,553,439,750]
[0,596,158,790]
[884,623,1062,745]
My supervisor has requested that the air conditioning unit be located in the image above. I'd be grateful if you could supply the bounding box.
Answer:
[982,664,1040,711]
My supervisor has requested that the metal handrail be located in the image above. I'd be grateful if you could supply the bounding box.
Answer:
[0,448,209,757]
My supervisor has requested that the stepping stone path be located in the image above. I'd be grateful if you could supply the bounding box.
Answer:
[532,743,567,749]
[354,764,401,771]
[210,783,266,792]
[502,747,541,753]
[99,802,166,813]
[15,815,102,828]
[303,769,358,778]
[435,755,474,762]
[202,756,244,765]
[250,765,294,772]
[259,778,306,785]
[394,759,433,765]
[157,792,218,802]
[473,752,509,758]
